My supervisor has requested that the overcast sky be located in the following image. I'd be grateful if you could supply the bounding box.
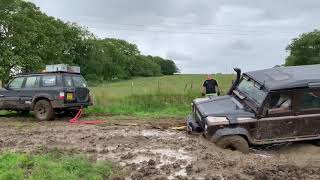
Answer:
[30,0,320,74]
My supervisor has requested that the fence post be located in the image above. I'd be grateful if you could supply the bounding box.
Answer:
[131,81,134,95]
[158,80,161,93]
[184,83,188,92]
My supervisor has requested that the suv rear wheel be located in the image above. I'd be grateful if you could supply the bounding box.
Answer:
[216,135,249,154]
[34,100,55,121]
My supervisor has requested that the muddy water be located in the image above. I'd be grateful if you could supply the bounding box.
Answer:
[0,117,319,180]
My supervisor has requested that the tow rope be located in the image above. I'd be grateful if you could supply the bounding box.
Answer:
[69,107,105,125]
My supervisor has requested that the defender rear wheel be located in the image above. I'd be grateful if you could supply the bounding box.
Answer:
[34,100,55,121]
[216,135,249,154]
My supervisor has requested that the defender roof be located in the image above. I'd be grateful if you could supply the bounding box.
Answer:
[244,64,320,91]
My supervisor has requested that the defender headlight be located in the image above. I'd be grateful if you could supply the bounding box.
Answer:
[206,116,229,126]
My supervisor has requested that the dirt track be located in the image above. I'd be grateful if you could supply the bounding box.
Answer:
[0,116,319,180]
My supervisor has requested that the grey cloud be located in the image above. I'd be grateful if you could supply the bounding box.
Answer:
[228,40,252,51]
[30,0,320,73]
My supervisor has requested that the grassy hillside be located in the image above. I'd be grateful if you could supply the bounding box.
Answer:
[88,74,235,117]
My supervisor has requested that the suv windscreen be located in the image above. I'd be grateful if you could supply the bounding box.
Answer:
[237,77,267,105]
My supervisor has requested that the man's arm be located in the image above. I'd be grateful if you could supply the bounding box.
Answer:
[215,80,221,95]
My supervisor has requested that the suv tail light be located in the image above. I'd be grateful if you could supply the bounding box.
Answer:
[59,92,65,100]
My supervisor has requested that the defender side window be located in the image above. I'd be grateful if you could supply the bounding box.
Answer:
[8,77,25,90]
[298,90,320,110]
[265,92,293,116]
[42,76,57,87]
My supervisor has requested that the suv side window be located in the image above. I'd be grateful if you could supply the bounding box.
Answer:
[25,76,40,88]
[298,90,320,110]
[64,75,73,87]
[42,76,57,87]
[8,77,25,90]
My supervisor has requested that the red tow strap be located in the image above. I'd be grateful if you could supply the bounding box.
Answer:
[69,108,105,125]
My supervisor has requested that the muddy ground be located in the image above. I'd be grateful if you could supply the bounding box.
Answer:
[0,115,319,180]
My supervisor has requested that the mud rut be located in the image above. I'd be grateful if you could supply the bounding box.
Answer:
[0,116,319,180]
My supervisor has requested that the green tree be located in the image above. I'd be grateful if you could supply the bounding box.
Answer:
[0,0,179,84]
[285,30,320,66]
[149,56,179,75]
[0,0,89,84]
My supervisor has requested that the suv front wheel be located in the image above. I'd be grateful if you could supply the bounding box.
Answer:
[216,135,249,154]
[34,100,55,121]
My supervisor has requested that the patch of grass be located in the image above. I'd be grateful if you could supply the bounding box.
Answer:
[0,152,114,180]
[88,74,234,117]
[87,92,199,117]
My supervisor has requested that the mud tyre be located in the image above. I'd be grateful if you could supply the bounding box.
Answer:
[34,100,55,121]
[216,135,249,154]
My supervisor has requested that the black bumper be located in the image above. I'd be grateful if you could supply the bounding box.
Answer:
[51,100,93,109]
[186,115,203,133]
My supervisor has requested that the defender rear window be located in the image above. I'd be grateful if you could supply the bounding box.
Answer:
[42,76,57,87]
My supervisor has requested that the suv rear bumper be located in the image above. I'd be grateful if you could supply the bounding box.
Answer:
[51,100,93,109]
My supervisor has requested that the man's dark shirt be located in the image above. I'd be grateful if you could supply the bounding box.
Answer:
[203,79,218,94]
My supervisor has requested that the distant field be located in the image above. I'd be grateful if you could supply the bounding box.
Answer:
[88,74,235,117]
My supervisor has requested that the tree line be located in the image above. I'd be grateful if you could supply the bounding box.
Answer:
[0,0,178,84]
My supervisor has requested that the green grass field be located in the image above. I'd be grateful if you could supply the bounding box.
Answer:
[0,152,114,180]
[88,74,235,117]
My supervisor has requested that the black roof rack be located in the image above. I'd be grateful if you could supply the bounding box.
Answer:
[15,71,81,77]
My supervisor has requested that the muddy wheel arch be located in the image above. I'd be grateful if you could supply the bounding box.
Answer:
[31,95,53,110]
[210,127,253,144]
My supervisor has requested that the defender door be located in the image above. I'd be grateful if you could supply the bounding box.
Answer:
[1,77,25,110]
[257,91,300,140]
[295,89,320,137]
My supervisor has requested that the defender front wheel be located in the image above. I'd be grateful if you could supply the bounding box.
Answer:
[34,100,55,121]
[216,135,249,154]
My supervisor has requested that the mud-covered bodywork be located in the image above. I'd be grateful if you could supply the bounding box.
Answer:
[188,95,257,143]
[0,72,93,111]
[188,65,320,146]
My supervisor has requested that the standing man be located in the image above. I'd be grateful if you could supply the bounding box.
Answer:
[202,74,220,97]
